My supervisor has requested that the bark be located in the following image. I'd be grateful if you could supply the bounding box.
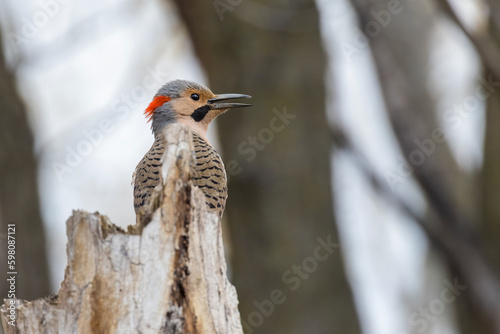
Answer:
[171,1,361,333]
[0,124,242,334]
[0,30,50,301]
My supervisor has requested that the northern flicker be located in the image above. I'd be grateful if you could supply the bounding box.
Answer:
[133,79,251,223]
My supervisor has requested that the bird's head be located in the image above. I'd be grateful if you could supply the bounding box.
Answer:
[145,80,251,140]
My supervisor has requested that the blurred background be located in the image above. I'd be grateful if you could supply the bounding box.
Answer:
[1,0,500,333]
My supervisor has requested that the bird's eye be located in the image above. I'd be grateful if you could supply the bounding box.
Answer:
[191,93,200,101]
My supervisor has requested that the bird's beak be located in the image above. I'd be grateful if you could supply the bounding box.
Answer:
[208,93,252,110]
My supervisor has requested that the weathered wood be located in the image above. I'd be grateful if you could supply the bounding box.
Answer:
[0,124,243,334]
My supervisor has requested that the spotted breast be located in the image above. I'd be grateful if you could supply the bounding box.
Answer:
[191,132,227,218]
[133,136,165,221]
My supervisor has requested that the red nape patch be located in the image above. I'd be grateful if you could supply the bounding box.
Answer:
[144,95,171,122]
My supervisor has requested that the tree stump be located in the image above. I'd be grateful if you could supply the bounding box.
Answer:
[0,124,243,334]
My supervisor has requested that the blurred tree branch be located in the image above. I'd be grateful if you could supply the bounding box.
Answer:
[0,29,50,301]
[436,0,500,78]
[484,0,500,37]
[332,125,500,333]
[479,70,500,333]
[350,0,478,235]
[348,0,500,332]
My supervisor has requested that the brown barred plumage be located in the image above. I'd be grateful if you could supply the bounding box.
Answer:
[133,136,165,221]
[191,132,227,217]
[133,131,227,220]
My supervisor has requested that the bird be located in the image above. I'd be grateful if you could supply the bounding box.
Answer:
[133,79,251,224]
